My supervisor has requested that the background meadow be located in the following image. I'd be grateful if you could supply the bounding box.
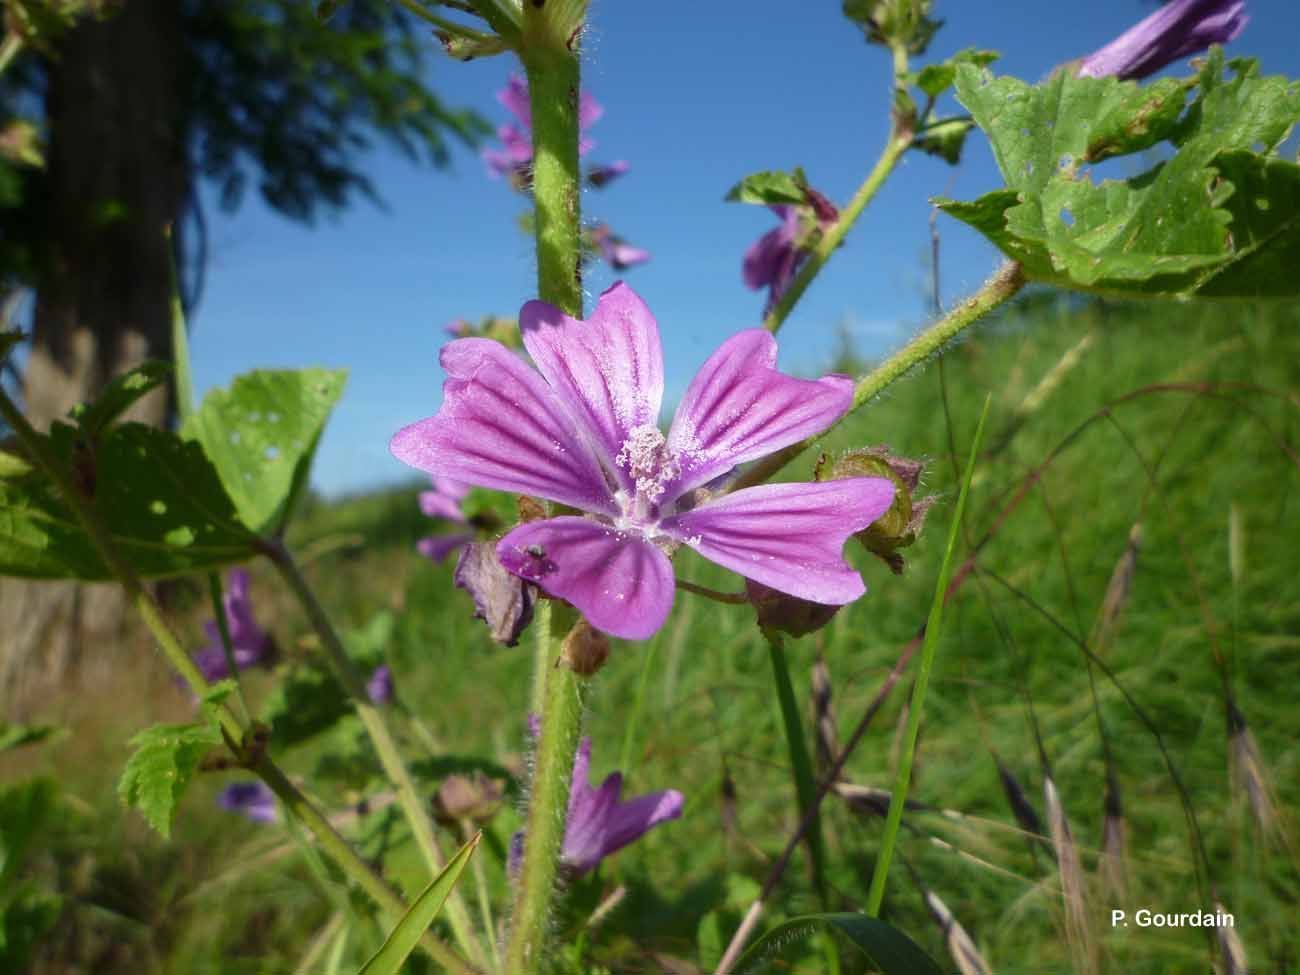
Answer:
[6,294,1298,973]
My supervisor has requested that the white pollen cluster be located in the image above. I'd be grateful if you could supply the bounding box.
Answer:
[616,424,680,505]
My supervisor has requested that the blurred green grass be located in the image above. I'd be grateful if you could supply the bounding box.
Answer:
[5,293,1299,974]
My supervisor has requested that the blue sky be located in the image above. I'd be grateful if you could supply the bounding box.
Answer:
[187,0,1298,497]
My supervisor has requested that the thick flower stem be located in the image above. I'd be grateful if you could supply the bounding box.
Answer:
[0,388,474,975]
[735,261,1025,491]
[266,540,486,970]
[505,611,585,975]
[523,45,583,316]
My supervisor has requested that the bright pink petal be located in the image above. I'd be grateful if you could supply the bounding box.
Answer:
[661,479,895,604]
[391,339,616,516]
[520,283,664,491]
[664,331,854,498]
[496,517,674,640]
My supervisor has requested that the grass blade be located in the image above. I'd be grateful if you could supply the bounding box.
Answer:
[358,831,480,975]
[865,394,991,916]
[734,912,943,975]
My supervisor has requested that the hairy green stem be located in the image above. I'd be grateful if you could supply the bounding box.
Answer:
[736,261,1025,492]
[0,388,474,975]
[505,612,585,974]
[864,397,991,916]
[208,571,251,722]
[267,540,485,969]
[503,22,588,974]
[523,47,583,314]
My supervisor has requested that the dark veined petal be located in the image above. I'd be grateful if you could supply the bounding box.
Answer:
[663,330,853,499]
[520,283,664,491]
[661,478,895,605]
[390,338,616,517]
[496,517,675,640]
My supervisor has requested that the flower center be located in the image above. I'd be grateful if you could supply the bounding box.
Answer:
[613,424,680,530]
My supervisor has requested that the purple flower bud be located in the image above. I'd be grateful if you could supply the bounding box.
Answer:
[745,579,842,637]
[218,781,278,824]
[742,196,837,317]
[587,160,630,189]
[192,569,274,682]
[366,664,393,705]
[1078,0,1247,81]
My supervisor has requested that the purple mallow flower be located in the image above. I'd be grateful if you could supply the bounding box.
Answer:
[390,282,895,640]
[367,664,393,705]
[562,736,683,875]
[743,199,837,316]
[589,224,651,271]
[483,75,602,182]
[1078,0,1247,81]
[218,782,278,824]
[510,728,683,876]
[417,477,474,565]
[192,569,273,682]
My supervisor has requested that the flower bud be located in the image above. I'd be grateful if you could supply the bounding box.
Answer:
[435,773,506,824]
[824,447,933,574]
[559,618,610,676]
[746,579,841,637]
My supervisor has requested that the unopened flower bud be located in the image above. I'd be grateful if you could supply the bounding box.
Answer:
[825,447,933,574]
[746,579,841,637]
[559,619,610,676]
[435,772,506,824]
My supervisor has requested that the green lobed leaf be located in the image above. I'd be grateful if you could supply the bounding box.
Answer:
[0,423,257,580]
[183,368,347,535]
[908,47,998,98]
[117,721,222,840]
[940,53,1300,299]
[733,912,943,975]
[357,831,480,975]
[68,361,171,441]
[913,117,974,165]
[724,169,806,206]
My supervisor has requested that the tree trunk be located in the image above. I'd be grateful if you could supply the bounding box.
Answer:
[0,1,189,713]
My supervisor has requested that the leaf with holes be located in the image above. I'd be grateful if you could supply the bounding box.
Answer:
[183,369,347,535]
[906,47,998,99]
[117,721,222,839]
[938,53,1300,298]
[0,423,256,580]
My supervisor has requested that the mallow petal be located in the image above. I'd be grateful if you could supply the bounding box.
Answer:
[419,490,466,523]
[595,783,684,865]
[520,283,664,489]
[661,479,896,604]
[496,517,675,640]
[664,330,854,498]
[390,338,616,516]
[418,533,473,564]
[742,206,797,289]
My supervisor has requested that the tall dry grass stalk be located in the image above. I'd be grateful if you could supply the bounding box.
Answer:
[810,649,838,775]
[1044,775,1098,975]
[1095,521,1142,651]
[994,756,1047,858]
[1099,767,1128,904]
[923,887,993,975]
[1214,899,1249,975]
[1226,700,1282,845]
